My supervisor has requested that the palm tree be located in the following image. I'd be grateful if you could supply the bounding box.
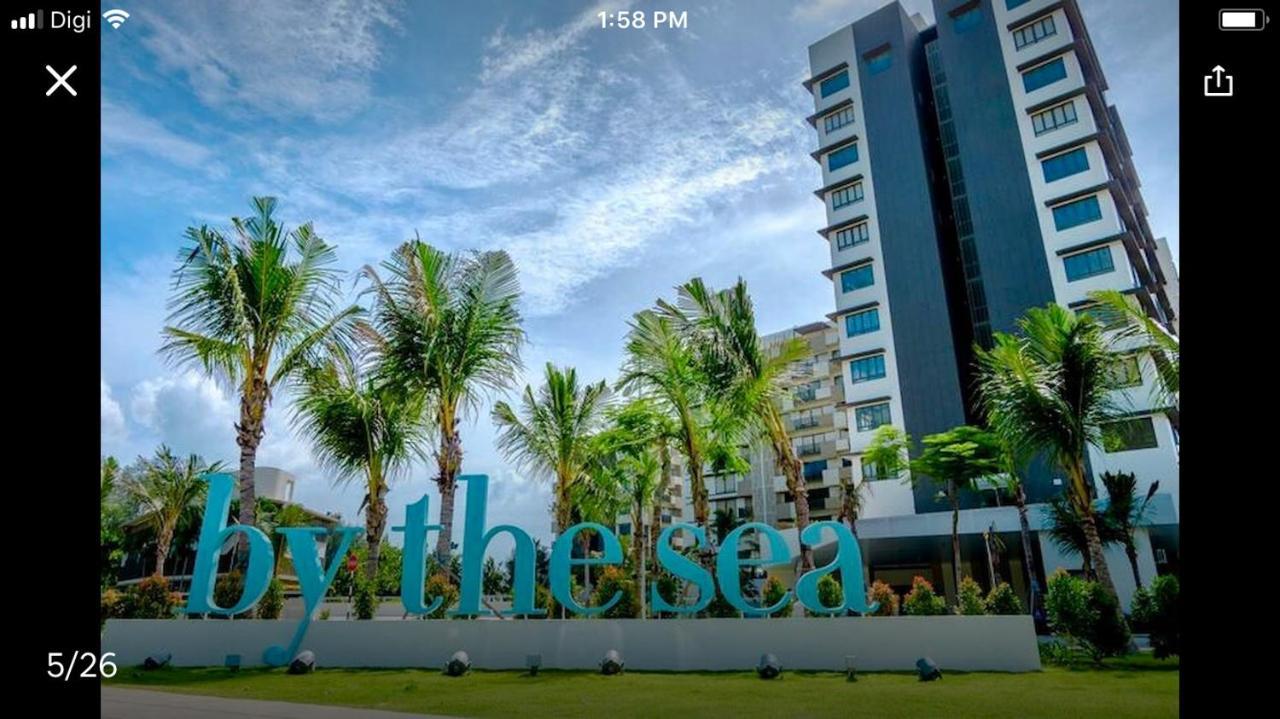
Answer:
[493,363,610,537]
[1088,289,1179,428]
[663,278,815,568]
[162,197,361,547]
[1100,471,1158,587]
[1042,494,1100,578]
[909,426,1003,599]
[992,439,1042,616]
[257,500,314,576]
[977,304,1123,599]
[363,239,524,567]
[292,348,428,580]
[121,446,223,578]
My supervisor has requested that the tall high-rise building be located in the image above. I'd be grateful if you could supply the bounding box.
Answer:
[800,0,1179,606]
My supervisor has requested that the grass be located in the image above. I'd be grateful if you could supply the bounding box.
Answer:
[108,654,1178,718]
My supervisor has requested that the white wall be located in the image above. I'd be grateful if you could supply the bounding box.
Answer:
[1037,528,1158,609]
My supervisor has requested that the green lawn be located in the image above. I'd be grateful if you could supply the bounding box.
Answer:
[109,655,1178,719]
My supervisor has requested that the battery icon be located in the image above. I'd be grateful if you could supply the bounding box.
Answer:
[1219,9,1269,30]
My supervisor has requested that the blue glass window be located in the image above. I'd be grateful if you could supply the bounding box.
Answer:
[841,265,874,293]
[844,308,880,337]
[849,354,886,383]
[835,222,869,250]
[1022,57,1067,92]
[820,71,850,98]
[827,143,859,171]
[954,5,982,32]
[1052,195,1103,230]
[855,403,892,432]
[1063,246,1115,281]
[1007,0,1032,9]
[803,460,827,480]
[1041,147,1090,182]
[866,49,892,75]
[831,181,864,209]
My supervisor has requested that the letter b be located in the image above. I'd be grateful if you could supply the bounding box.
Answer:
[184,473,274,615]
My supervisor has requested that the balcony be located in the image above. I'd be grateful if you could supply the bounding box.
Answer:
[793,414,821,431]
[798,442,824,458]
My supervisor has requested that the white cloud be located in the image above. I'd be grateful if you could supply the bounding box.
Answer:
[101,378,128,451]
[136,0,402,120]
[101,99,223,173]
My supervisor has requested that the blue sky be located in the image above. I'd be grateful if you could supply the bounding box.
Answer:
[101,0,1178,548]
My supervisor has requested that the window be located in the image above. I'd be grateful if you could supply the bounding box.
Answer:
[835,222,870,250]
[798,438,822,457]
[861,456,895,481]
[1032,100,1078,136]
[794,380,820,402]
[793,409,820,430]
[855,402,892,432]
[618,523,631,536]
[849,354,886,383]
[803,460,827,480]
[1007,0,1032,9]
[844,307,880,337]
[828,143,859,171]
[1052,195,1103,230]
[1013,15,1056,49]
[1022,57,1067,92]
[1063,246,1114,281]
[1042,147,1090,182]
[1102,417,1159,452]
[841,264,875,292]
[823,106,855,133]
[831,181,864,209]
[866,48,892,75]
[1111,355,1143,388]
[954,5,982,32]
[820,70,850,98]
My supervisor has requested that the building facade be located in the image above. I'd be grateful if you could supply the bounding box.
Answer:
[799,0,1180,608]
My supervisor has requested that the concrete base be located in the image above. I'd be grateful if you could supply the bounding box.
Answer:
[104,616,1041,672]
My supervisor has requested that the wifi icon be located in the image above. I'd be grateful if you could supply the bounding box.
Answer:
[102,8,129,29]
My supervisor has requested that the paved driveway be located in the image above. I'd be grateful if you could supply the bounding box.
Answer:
[102,687,460,719]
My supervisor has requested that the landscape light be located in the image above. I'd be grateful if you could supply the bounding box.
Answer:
[916,657,942,682]
[526,653,542,676]
[288,650,316,675]
[143,653,171,670]
[756,653,782,679]
[600,649,624,675]
[845,655,857,682]
[445,650,471,677]
[224,654,241,672]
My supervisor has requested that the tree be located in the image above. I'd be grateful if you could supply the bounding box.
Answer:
[990,438,1042,617]
[908,426,1002,599]
[712,509,741,544]
[483,556,508,596]
[162,197,361,549]
[1100,471,1158,587]
[662,278,815,568]
[256,500,314,576]
[1087,289,1179,428]
[121,446,224,578]
[292,348,428,580]
[363,239,524,568]
[101,457,130,589]
[977,304,1123,600]
[493,363,610,536]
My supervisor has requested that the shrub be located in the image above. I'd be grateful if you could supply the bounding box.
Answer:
[214,570,254,619]
[101,588,125,630]
[125,575,180,619]
[1128,586,1155,633]
[813,574,844,616]
[705,592,739,618]
[902,576,947,616]
[318,608,331,621]
[257,578,284,619]
[986,582,1024,615]
[1038,637,1074,665]
[1044,569,1130,663]
[866,580,899,616]
[763,577,792,618]
[1136,570,1182,655]
[957,576,987,615]
[424,573,460,619]
[353,577,378,620]
[591,566,638,618]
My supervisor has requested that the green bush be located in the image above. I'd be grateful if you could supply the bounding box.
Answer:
[866,580,899,616]
[1140,575,1179,659]
[902,576,947,616]
[763,577,792,617]
[214,570,254,618]
[705,591,739,618]
[125,575,180,619]
[424,573,460,619]
[957,576,987,615]
[985,582,1024,615]
[812,574,844,616]
[353,577,378,620]
[592,566,638,618]
[1128,586,1155,632]
[1044,569,1130,663]
[257,578,284,619]
[1038,637,1074,666]
[101,588,125,630]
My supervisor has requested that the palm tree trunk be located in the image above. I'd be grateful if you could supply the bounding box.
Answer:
[949,487,962,603]
[234,379,268,563]
[579,530,593,601]
[365,489,388,582]
[775,432,814,571]
[638,514,648,619]
[1069,460,1118,600]
[434,424,462,567]
[1125,541,1142,587]
[154,523,175,579]
[1014,486,1041,617]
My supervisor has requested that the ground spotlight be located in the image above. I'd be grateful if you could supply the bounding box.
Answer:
[844,655,857,682]
[445,650,472,677]
[143,653,171,670]
[224,654,241,672]
[288,650,316,675]
[526,653,542,676]
[756,653,782,679]
[600,649,624,675]
[916,657,942,682]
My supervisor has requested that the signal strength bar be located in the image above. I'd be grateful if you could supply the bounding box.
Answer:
[10,10,44,30]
